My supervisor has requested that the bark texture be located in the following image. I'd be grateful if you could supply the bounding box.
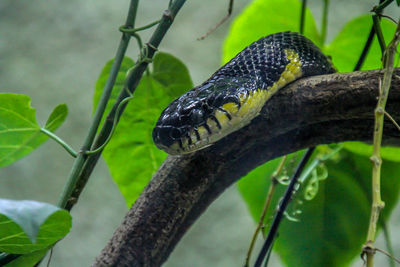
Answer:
[94,69,400,267]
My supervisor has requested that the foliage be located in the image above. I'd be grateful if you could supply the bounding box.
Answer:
[1,0,400,266]
[325,15,396,72]
[0,199,72,254]
[239,149,400,267]
[226,0,400,266]
[0,94,67,167]
[223,0,320,64]
[3,249,48,267]
[0,199,71,266]
[93,53,193,206]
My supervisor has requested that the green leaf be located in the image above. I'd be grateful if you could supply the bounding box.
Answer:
[0,94,68,167]
[0,199,72,254]
[343,141,400,162]
[237,151,305,221]
[44,104,68,131]
[223,0,320,64]
[324,16,396,72]
[238,151,400,267]
[4,248,48,267]
[93,52,193,206]
[152,52,193,96]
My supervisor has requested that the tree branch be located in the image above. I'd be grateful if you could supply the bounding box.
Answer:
[94,69,400,267]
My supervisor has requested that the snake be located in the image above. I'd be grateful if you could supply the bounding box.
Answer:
[152,32,336,155]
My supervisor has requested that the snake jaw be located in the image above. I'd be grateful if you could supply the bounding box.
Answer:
[152,82,269,155]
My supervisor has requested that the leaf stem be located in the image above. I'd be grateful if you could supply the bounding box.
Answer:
[382,222,396,267]
[197,0,233,40]
[320,0,329,45]
[119,20,161,34]
[372,0,394,14]
[363,19,400,267]
[40,128,77,158]
[85,95,133,155]
[299,0,307,34]
[372,14,386,55]
[244,156,287,267]
[254,147,315,267]
[298,145,341,183]
[353,0,385,71]
[384,110,400,131]
[63,0,187,211]
[56,0,140,208]
[353,27,376,71]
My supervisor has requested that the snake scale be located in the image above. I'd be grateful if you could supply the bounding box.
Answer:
[152,32,336,155]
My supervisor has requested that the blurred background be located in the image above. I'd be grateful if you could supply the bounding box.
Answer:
[0,0,399,266]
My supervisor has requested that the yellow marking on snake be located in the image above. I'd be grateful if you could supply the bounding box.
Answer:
[268,49,303,97]
[197,126,208,137]
[215,110,230,126]
[183,49,303,154]
[222,102,238,114]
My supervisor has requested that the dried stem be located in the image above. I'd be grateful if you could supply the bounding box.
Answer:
[363,20,400,267]
[197,0,233,40]
[244,156,287,267]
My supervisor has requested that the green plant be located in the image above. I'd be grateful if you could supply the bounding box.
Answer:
[1,0,400,266]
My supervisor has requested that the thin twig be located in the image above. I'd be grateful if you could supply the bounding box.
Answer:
[373,15,386,55]
[40,128,77,158]
[64,0,187,211]
[244,156,287,267]
[57,0,140,209]
[372,0,394,14]
[384,110,400,131]
[197,0,233,40]
[382,222,396,267]
[119,19,161,33]
[254,147,315,267]
[378,14,398,24]
[375,247,400,264]
[299,0,307,35]
[354,26,376,71]
[363,19,400,267]
[354,0,386,71]
[320,0,329,45]
[46,248,53,267]
[85,95,133,155]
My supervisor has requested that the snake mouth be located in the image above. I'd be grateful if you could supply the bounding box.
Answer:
[152,88,272,155]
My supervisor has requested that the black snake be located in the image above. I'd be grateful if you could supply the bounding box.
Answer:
[152,32,336,155]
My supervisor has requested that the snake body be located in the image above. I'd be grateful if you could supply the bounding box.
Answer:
[152,32,336,155]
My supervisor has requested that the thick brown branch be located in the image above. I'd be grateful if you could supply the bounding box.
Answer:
[94,69,400,267]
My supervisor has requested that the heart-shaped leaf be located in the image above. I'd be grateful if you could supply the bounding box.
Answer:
[0,199,72,254]
[0,94,68,167]
[225,2,400,266]
[239,150,400,267]
[3,248,48,267]
[324,16,396,72]
[223,0,320,64]
[93,53,193,206]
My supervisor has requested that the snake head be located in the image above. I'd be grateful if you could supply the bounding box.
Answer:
[152,77,257,155]
[152,89,213,155]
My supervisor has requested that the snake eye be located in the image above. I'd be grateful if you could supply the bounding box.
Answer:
[170,128,181,140]
[181,108,191,115]
[190,109,204,124]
